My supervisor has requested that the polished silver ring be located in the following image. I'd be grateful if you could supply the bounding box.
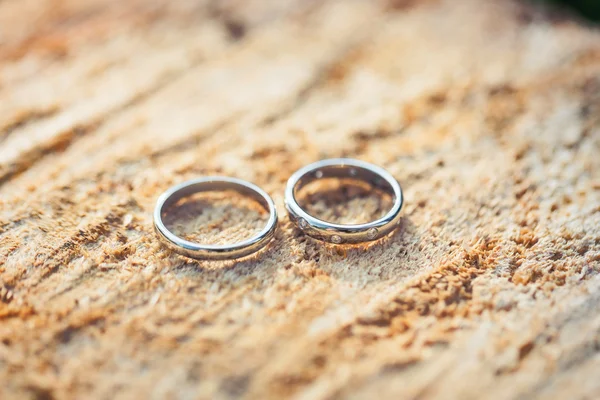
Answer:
[285,158,403,244]
[154,177,277,260]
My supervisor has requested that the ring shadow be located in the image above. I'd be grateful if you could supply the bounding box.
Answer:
[167,232,284,276]
[286,215,423,284]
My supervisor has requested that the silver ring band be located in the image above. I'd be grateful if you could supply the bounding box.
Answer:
[154,177,278,260]
[285,159,403,244]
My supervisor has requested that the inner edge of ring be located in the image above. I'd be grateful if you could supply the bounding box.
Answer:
[155,178,276,252]
[289,161,402,231]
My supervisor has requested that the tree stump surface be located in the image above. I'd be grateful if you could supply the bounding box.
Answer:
[1,0,599,399]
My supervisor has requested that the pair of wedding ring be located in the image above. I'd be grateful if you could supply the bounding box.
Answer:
[154,158,403,260]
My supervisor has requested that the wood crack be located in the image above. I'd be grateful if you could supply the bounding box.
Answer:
[0,57,206,186]
[0,107,60,143]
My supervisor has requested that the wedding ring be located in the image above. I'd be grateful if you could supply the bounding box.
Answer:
[285,159,403,244]
[154,177,277,260]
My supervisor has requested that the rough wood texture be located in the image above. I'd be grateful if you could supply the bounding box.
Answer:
[1,0,599,399]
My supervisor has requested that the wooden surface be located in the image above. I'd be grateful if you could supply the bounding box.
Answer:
[1,0,600,399]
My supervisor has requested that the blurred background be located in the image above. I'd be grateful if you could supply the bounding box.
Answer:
[542,0,600,21]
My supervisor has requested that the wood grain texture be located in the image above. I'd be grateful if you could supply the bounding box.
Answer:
[1,0,599,399]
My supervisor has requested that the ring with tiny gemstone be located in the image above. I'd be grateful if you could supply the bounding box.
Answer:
[154,177,277,260]
[284,158,403,244]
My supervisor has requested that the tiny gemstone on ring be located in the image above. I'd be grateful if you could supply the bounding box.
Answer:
[331,235,343,244]
[367,228,378,239]
[299,219,308,229]
[315,170,324,179]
